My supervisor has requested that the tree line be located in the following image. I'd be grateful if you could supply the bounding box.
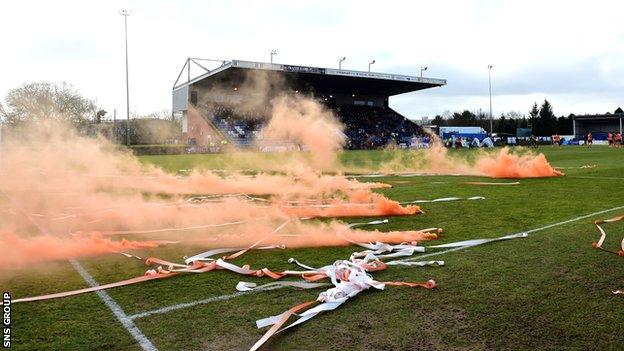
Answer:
[0,81,180,145]
[2,81,618,141]
[431,99,575,136]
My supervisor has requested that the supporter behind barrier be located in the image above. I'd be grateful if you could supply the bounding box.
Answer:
[194,102,427,150]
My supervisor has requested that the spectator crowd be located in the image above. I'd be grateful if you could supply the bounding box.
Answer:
[336,105,424,149]
[196,102,427,149]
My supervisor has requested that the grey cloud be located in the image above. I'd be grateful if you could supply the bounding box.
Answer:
[32,38,99,61]
[389,58,624,99]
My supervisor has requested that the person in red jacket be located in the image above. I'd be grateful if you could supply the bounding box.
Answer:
[616,132,622,148]
[552,133,560,147]
[607,132,614,147]
[587,132,593,147]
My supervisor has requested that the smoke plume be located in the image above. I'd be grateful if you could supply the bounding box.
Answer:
[0,111,417,267]
[348,142,562,178]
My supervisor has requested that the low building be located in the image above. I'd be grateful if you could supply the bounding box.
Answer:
[573,108,623,139]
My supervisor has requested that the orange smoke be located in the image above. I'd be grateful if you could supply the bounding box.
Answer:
[0,232,167,267]
[257,94,345,171]
[186,220,437,249]
[475,148,563,178]
[276,227,438,248]
[279,196,421,218]
[178,171,390,197]
[374,144,563,179]
[0,105,421,267]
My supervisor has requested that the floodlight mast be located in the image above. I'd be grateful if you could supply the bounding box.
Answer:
[120,9,131,146]
[488,65,493,134]
[270,49,278,63]
[338,57,346,69]
[368,59,375,72]
[420,66,428,77]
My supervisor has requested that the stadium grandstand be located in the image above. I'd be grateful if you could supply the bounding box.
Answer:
[172,58,446,150]
[572,107,623,140]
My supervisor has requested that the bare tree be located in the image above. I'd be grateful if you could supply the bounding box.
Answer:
[0,101,6,121]
[144,109,172,120]
[504,111,524,119]
[2,82,96,126]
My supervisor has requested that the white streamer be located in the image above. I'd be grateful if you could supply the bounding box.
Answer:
[236,281,330,292]
[347,219,389,228]
[401,196,485,204]
[184,245,285,264]
[386,260,445,267]
[427,232,528,249]
[386,232,528,265]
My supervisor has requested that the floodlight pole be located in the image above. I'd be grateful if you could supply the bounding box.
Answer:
[187,57,191,82]
[339,57,346,69]
[488,65,493,134]
[368,59,375,72]
[270,49,277,63]
[120,9,131,146]
[420,66,428,78]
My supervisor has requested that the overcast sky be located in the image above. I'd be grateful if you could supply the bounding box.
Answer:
[1,0,623,119]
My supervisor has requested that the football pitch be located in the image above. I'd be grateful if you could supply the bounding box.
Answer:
[4,146,624,350]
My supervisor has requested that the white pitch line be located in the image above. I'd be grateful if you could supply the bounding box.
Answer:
[69,259,159,351]
[416,204,624,259]
[566,175,624,181]
[0,189,158,351]
[128,286,285,320]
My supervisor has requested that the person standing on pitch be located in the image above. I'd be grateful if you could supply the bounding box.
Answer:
[616,132,622,148]
[587,132,593,147]
[552,133,560,147]
[607,132,614,147]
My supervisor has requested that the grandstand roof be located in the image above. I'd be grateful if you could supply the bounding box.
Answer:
[173,59,446,96]
[573,113,624,121]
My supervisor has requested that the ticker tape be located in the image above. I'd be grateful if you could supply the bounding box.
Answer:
[592,214,624,256]
[247,230,529,350]
[249,258,436,351]
[13,226,438,303]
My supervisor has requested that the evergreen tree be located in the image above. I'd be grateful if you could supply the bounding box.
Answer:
[528,102,540,135]
[518,117,529,129]
[529,102,540,119]
[556,116,572,134]
[450,110,478,126]
[431,115,446,127]
[538,99,557,135]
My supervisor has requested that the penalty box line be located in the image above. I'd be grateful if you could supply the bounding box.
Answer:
[126,204,624,320]
[0,189,158,351]
[128,285,285,320]
[566,175,624,181]
[69,259,159,351]
[417,204,624,259]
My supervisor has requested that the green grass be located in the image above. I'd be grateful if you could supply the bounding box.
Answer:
[4,146,624,350]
